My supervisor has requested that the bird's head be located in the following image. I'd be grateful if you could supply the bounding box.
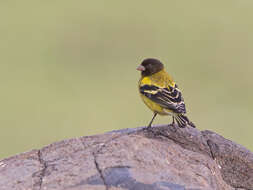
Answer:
[137,58,164,76]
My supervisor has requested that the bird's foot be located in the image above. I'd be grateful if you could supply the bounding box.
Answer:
[143,125,152,131]
[168,122,177,132]
[168,121,175,127]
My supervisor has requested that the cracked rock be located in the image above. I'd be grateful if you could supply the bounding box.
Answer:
[0,125,253,190]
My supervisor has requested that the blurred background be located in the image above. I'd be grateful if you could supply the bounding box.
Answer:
[1,0,253,159]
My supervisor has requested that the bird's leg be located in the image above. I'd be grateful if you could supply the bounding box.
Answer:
[169,116,177,132]
[168,116,175,127]
[147,113,157,129]
[172,116,175,126]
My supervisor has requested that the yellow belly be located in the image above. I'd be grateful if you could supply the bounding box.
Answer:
[138,69,176,116]
[140,94,173,115]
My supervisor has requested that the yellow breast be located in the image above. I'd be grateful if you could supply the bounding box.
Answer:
[138,69,176,115]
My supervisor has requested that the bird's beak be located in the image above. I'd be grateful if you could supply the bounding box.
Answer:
[137,65,145,71]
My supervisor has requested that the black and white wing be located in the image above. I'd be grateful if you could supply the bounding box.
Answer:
[139,84,186,114]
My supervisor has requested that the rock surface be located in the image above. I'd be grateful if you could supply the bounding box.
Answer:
[0,125,253,190]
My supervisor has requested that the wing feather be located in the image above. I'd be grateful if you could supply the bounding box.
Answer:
[139,84,186,113]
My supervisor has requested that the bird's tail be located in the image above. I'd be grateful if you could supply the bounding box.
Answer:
[175,114,196,128]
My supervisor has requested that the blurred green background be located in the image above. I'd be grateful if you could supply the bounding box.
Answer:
[1,0,253,159]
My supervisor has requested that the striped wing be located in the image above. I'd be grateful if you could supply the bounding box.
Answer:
[139,84,186,114]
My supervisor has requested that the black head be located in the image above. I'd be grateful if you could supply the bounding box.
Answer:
[137,58,164,76]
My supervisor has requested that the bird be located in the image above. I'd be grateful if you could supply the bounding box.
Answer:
[137,58,195,129]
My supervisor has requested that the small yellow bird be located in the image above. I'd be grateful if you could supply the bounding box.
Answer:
[137,58,195,128]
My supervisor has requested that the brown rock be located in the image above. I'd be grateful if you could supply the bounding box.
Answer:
[0,125,253,190]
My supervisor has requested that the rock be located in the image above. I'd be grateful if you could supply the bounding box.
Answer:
[0,125,253,190]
